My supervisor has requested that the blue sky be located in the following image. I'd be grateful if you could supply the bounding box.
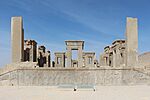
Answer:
[0,0,150,67]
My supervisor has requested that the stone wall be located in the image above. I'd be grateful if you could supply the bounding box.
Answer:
[0,67,150,86]
[139,52,150,67]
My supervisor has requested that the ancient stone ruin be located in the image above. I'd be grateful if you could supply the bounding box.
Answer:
[0,16,150,86]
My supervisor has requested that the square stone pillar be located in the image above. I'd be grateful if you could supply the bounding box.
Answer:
[66,47,72,67]
[113,50,116,67]
[99,53,106,66]
[126,17,138,67]
[31,41,37,62]
[114,48,122,67]
[78,47,83,67]
[37,46,47,67]
[11,16,24,63]
[106,54,109,66]
[46,51,51,67]
[109,53,113,67]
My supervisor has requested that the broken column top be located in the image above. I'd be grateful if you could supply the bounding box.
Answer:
[38,46,46,52]
[112,39,125,45]
[38,45,45,49]
[104,46,110,50]
[11,16,22,20]
[24,40,37,45]
[47,51,50,53]
[127,17,138,21]
[11,17,23,26]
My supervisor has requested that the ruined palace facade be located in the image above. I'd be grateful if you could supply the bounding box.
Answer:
[100,39,126,67]
[0,16,150,86]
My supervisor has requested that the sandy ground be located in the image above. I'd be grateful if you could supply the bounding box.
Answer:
[0,86,150,100]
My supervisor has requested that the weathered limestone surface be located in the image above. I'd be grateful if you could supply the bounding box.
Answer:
[139,52,150,67]
[83,52,95,68]
[24,40,37,62]
[122,68,150,85]
[0,67,150,86]
[55,52,65,67]
[100,40,126,68]
[46,51,51,67]
[3,16,149,87]
[11,17,24,63]
[37,46,51,67]
[126,17,138,67]
[65,40,84,67]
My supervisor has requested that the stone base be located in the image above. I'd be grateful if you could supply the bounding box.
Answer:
[0,66,150,86]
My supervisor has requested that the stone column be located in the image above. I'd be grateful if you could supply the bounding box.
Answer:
[32,41,37,62]
[84,56,88,67]
[126,17,138,67]
[109,53,113,67]
[66,47,72,67]
[37,46,46,67]
[106,54,109,66]
[46,51,51,67]
[29,45,34,62]
[11,16,24,63]
[116,48,121,67]
[84,55,89,67]
[113,50,116,67]
[78,47,83,67]
[123,50,126,65]
[99,54,104,66]
[62,53,65,67]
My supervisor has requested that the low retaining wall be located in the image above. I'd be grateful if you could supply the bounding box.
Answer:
[0,68,150,86]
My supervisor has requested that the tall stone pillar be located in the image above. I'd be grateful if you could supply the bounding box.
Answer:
[126,17,138,67]
[11,16,24,63]
[66,47,72,67]
[106,54,109,66]
[29,40,37,62]
[37,46,46,67]
[99,54,104,66]
[116,49,121,67]
[113,50,116,67]
[78,47,83,67]
[46,51,51,67]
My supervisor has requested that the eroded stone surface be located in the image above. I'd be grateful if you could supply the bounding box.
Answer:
[1,16,150,86]
[0,67,150,86]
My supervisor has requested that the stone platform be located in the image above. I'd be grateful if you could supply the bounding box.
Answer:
[0,63,150,86]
